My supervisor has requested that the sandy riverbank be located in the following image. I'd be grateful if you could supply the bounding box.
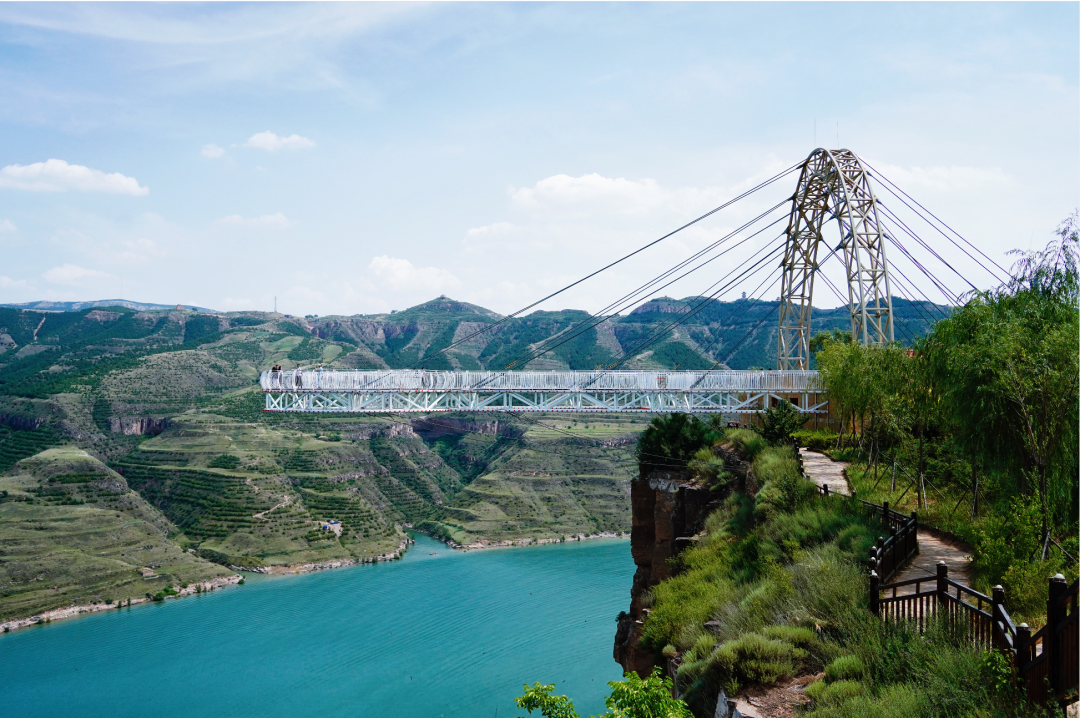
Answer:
[0,574,242,634]
[250,535,415,575]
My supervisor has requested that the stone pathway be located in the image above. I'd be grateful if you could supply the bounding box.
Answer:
[799,449,972,590]
[799,449,850,495]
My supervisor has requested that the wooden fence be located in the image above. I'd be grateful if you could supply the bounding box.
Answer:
[814,484,1077,708]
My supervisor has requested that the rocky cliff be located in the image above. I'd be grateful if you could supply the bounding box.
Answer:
[613,468,719,676]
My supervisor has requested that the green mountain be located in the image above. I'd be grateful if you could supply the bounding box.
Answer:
[0,295,946,620]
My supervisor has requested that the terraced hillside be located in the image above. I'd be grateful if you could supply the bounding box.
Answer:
[0,295,947,621]
[0,448,231,621]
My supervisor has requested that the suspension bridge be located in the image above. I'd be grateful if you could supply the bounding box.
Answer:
[262,148,1003,416]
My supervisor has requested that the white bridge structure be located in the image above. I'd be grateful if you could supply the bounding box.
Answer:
[260,369,826,416]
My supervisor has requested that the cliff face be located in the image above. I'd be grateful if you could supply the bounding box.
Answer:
[613,468,720,677]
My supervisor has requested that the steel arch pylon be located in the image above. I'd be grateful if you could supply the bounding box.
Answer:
[777,148,894,370]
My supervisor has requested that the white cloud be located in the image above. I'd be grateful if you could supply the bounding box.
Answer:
[201,144,225,158]
[0,219,16,232]
[0,159,149,195]
[216,212,294,228]
[869,162,1012,192]
[369,256,460,292]
[245,131,315,152]
[42,263,113,285]
[0,275,27,288]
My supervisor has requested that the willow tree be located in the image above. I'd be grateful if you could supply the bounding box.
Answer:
[924,216,1080,552]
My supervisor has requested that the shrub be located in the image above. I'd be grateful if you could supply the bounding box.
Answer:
[757,400,808,445]
[208,454,241,470]
[712,632,806,686]
[762,624,818,650]
[726,428,767,460]
[824,656,865,683]
[688,447,730,487]
[792,429,840,452]
[661,644,678,659]
[636,414,716,473]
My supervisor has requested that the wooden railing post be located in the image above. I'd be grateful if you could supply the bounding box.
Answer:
[912,511,919,557]
[1047,573,1067,703]
[936,562,948,615]
[870,571,880,616]
[991,585,1005,651]
[882,500,889,526]
[1016,623,1031,694]
[822,483,829,498]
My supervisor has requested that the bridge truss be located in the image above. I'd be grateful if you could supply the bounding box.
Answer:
[778,149,894,370]
[261,370,826,416]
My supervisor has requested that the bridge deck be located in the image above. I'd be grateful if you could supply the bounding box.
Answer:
[260,370,827,415]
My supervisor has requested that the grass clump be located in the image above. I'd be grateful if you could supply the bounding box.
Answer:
[824,655,865,683]
[725,428,767,460]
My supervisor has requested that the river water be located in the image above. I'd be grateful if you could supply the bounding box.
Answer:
[0,534,633,718]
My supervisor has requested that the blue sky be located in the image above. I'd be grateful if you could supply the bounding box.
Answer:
[0,2,1076,316]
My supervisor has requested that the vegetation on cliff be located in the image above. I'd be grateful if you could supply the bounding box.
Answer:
[634,426,1048,717]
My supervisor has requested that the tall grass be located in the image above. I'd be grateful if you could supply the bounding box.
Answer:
[640,436,1035,718]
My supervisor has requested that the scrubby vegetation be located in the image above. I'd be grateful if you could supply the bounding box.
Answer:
[815,221,1079,623]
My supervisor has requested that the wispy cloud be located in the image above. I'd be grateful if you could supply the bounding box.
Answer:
[42,263,113,285]
[0,275,27,288]
[217,212,294,228]
[0,219,16,233]
[369,255,460,292]
[245,131,315,152]
[0,159,149,195]
[201,144,225,158]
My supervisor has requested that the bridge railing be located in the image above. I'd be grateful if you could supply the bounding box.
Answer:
[259,369,824,393]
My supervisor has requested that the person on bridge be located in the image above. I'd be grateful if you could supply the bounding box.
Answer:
[294,364,303,391]
[270,364,282,390]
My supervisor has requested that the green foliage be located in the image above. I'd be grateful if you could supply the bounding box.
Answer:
[599,668,693,718]
[713,631,806,685]
[515,683,580,718]
[751,446,816,520]
[208,454,241,470]
[756,400,808,446]
[792,429,839,452]
[687,447,729,487]
[824,655,865,683]
[515,670,692,718]
[725,428,767,460]
[636,414,714,473]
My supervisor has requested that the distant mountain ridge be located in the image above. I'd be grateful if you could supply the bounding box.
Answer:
[0,299,218,313]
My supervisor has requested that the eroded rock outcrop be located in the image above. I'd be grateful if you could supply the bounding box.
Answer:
[108,416,170,435]
[614,467,721,677]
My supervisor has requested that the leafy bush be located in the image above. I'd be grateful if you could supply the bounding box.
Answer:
[636,413,716,473]
[792,429,840,451]
[208,454,241,470]
[757,399,808,445]
[516,668,692,718]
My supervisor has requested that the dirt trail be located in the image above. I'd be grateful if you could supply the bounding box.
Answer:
[254,494,292,520]
[799,449,972,591]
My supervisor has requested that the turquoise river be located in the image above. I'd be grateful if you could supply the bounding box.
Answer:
[0,534,634,718]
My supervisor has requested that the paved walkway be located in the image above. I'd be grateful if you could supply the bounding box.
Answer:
[799,449,971,590]
[799,449,850,495]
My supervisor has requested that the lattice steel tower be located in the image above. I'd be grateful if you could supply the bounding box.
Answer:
[777,149,894,370]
